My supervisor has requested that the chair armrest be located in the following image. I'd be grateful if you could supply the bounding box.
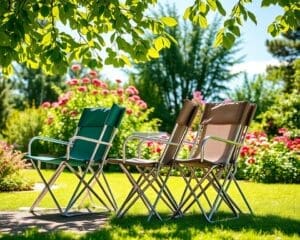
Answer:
[69,136,112,147]
[28,136,69,155]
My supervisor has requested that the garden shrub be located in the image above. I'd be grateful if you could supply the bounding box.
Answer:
[2,107,47,152]
[256,90,300,137]
[0,141,32,191]
[40,65,160,158]
[237,129,300,183]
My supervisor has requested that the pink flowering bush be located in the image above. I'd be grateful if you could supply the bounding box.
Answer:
[237,128,300,183]
[40,65,159,158]
[0,141,32,191]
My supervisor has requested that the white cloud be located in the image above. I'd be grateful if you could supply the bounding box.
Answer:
[231,59,280,74]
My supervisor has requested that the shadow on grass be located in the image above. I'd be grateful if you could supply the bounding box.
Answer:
[0,213,299,239]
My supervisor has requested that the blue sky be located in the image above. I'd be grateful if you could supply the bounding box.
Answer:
[102,0,282,80]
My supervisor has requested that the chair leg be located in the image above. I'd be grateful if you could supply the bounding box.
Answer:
[30,161,66,214]
[117,164,162,220]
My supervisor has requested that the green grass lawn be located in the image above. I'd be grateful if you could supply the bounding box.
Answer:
[0,169,299,239]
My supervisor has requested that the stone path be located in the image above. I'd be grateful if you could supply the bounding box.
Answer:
[0,211,109,235]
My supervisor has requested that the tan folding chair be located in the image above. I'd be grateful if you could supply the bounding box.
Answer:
[107,99,199,220]
[173,101,256,222]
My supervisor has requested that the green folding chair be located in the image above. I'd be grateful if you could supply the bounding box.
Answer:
[25,104,125,216]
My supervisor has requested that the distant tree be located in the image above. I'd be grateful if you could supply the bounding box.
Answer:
[0,75,13,130]
[130,5,242,131]
[12,65,66,109]
[266,28,300,93]
[228,74,278,118]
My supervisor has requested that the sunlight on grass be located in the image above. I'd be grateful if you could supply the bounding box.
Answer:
[0,169,299,239]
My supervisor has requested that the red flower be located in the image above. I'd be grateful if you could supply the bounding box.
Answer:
[92,78,101,87]
[81,77,90,84]
[77,86,87,92]
[47,116,54,125]
[117,88,124,95]
[126,108,133,115]
[41,102,51,108]
[92,90,99,95]
[247,157,256,164]
[71,64,81,72]
[102,89,109,95]
[70,110,78,117]
[67,78,79,85]
[89,70,98,78]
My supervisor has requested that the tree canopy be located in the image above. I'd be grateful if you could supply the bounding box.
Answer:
[0,0,299,75]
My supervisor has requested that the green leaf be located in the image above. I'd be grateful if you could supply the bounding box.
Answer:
[214,28,224,47]
[41,32,52,45]
[199,3,208,14]
[160,17,177,27]
[207,0,217,11]
[247,11,257,25]
[216,1,226,16]
[199,15,208,28]
[40,5,50,17]
[147,47,160,58]
[154,37,164,51]
[223,32,236,49]
[229,25,241,36]
[183,7,192,20]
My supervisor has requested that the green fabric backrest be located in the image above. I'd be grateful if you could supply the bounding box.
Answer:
[70,104,125,162]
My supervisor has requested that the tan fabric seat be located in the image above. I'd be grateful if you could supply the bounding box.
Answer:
[107,99,199,220]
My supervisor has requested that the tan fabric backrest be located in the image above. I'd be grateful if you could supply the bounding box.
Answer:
[160,99,199,165]
[191,101,256,164]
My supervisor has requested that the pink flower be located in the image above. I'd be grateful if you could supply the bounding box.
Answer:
[71,64,81,72]
[52,102,59,108]
[41,102,51,108]
[67,78,79,85]
[128,96,135,102]
[223,98,233,103]
[81,77,90,84]
[92,78,101,87]
[77,86,87,92]
[89,70,98,78]
[132,95,140,101]
[101,82,108,88]
[137,100,147,109]
[126,109,133,115]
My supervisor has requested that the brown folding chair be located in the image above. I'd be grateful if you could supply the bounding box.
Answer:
[107,99,199,220]
[173,101,256,222]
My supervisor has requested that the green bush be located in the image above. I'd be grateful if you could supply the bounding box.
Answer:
[237,129,300,183]
[0,141,32,191]
[2,107,46,152]
[256,90,300,136]
[40,65,160,158]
